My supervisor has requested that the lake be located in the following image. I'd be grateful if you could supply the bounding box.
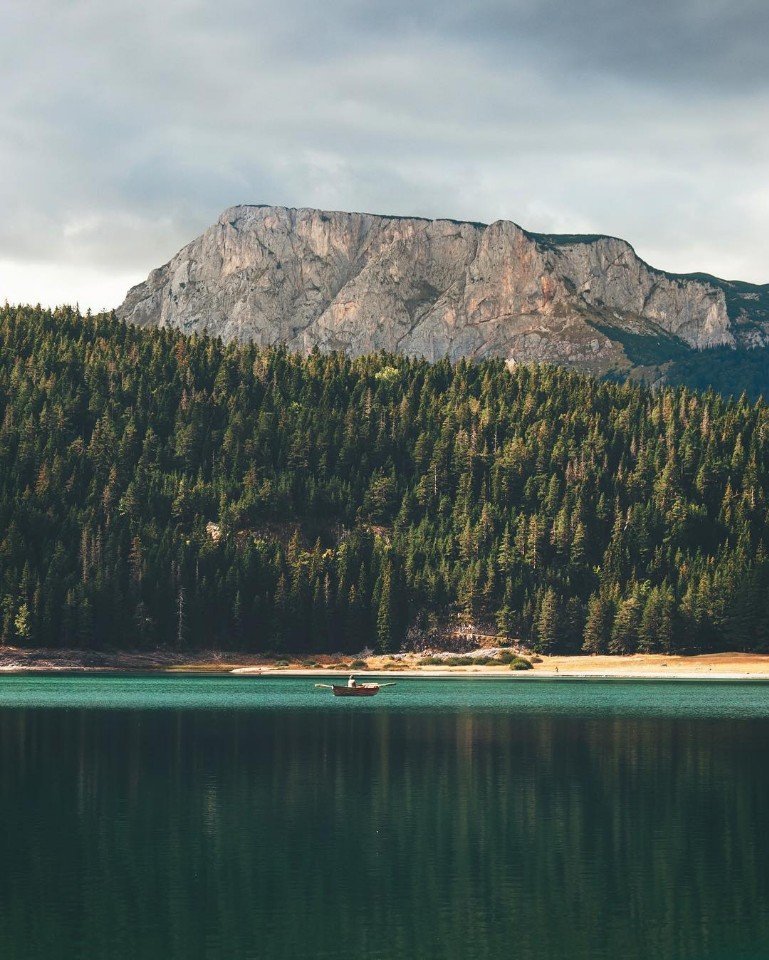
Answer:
[1,675,768,960]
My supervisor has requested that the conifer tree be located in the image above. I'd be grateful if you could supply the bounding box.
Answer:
[609,594,643,654]
[536,588,560,654]
[582,592,613,654]
[376,561,394,653]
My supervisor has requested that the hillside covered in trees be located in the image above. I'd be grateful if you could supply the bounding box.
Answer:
[2,304,769,656]
[662,345,769,401]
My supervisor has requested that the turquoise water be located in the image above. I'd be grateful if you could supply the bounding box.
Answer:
[1,675,768,959]
[2,673,769,717]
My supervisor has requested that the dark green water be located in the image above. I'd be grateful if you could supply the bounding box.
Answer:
[1,676,769,960]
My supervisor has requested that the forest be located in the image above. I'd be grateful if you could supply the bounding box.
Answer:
[663,344,769,400]
[1,304,769,655]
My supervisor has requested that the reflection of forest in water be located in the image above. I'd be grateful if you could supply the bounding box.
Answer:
[1,706,768,960]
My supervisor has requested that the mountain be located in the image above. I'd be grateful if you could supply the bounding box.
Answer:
[118,205,769,381]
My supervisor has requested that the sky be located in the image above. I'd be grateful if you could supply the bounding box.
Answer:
[1,0,767,312]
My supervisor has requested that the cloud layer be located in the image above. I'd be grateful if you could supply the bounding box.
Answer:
[1,0,767,310]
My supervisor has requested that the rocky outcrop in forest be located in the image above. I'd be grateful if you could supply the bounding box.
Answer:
[118,205,769,376]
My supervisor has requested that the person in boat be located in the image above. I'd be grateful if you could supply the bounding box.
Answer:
[347,676,357,688]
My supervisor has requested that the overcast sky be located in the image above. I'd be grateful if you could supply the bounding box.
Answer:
[1,0,767,311]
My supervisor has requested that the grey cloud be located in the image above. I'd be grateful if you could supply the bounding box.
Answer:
[347,0,769,91]
[0,0,767,309]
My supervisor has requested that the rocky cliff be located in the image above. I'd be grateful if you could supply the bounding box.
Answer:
[118,205,769,375]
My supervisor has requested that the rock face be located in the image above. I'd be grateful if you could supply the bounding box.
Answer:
[118,205,769,374]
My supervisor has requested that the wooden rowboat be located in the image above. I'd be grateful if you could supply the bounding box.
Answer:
[332,684,381,697]
[315,682,396,697]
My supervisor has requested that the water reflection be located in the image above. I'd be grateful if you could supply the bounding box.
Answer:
[1,703,768,959]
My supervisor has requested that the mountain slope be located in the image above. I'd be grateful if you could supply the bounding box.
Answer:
[118,205,769,378]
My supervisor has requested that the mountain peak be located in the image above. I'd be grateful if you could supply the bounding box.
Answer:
[118,205,769,375]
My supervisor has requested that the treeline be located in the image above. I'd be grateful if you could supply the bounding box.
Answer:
[2,304,769,655]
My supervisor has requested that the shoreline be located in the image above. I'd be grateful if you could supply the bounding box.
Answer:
[2,648,769,680]
[233,668,769,681]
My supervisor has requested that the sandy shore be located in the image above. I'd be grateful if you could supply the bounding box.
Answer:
[1,647,769,680]
[232,652,769,681]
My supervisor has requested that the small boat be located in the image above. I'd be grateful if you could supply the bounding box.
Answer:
[315,680,396,698]
[332,683,381,697]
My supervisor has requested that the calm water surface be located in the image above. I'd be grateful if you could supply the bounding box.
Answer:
[1,676,768,960]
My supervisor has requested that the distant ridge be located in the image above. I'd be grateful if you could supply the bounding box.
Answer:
[118,205,769,379]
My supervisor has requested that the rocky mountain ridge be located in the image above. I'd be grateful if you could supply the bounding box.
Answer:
[118,205,769,376]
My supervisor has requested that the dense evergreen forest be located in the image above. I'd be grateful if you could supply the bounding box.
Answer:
[664,345,769,401]
[2,304,769,655]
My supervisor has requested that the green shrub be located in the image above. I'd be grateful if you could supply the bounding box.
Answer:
[510,657,533,671]
[350,659,368,669]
